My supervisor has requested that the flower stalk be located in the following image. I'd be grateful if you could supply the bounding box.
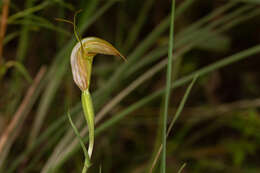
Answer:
[81,89,95,158]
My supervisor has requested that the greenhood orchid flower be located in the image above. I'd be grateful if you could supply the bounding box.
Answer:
[70,37,125,172]
[71,37,126,91]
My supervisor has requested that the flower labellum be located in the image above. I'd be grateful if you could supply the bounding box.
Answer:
[70,37,126,91]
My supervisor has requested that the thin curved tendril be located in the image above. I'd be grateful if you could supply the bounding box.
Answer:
[73,10,85,56]
[55,10,85,55]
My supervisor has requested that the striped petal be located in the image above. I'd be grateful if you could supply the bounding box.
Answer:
[70,37,125,91]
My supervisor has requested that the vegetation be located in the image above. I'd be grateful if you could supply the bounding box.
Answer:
[0,0,260,172]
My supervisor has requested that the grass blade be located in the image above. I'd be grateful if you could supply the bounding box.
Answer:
[67,112,91,172]
[167,75,197,136]
[161,1,175,172]
[123,0,155,52]
[177,163,187,173]
[0,67,46,170]
[7,1,50,23]
[150,76,197,173]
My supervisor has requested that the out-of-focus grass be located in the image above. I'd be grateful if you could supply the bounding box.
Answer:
[1,0,260,173]
[161,0,175,172]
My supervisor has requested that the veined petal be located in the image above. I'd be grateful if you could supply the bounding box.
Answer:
[82,37,126,60]
[70,37,125,91]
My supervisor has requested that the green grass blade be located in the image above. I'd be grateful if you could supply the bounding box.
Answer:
[175,0,194,17]
[93,15,171,108]
[233,0,260,3]
[67,112,91,172]
[78,0,99,28]
[7,105,81,173]
[3,32,19,45]
[161,1,175,172]
[5,0,53,123]
[115,4,125,50]
[125,2,240,79]
[0,67,46,170]
[125,46,168,77]
[21,127,66,173]
[177,2,236,38]
[16,0,37,63]
[93,0,198,104]
[167,75,198,137]
[123,0,155,52]
[149,76,197,173]
[10,15,70,36]
[7,1,50,23]
[5,61,32,83]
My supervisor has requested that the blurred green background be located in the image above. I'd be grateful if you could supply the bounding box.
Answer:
[0,0,260,172]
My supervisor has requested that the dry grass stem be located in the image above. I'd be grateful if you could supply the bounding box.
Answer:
[0,0,10,62]
[0,67,46,166]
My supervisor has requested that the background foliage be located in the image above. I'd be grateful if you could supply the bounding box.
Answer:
[0,0,260,172]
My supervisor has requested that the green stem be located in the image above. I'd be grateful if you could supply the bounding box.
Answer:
[81,89,95,158]
[82,160,89,173]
